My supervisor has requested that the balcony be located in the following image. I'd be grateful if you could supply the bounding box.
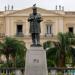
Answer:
[45,33,53,37]
[0,33,5,38]
[15,32,24,37]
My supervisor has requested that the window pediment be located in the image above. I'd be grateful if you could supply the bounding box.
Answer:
[44,20,54,24]
[15,20,24,24]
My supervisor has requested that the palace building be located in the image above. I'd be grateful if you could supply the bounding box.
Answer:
[0,6,75,48]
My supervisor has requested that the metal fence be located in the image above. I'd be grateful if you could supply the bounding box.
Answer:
[48,67,75,75]
[0,67,75,75]
[0,67,24,75]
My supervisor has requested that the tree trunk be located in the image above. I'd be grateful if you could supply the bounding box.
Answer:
[57,53,65,75]
[60,54,65,67]
[58,53,65,67]
[12,56,16,67]
[6,55,9,67]
[6,55,9,62]
[0,55,2,63]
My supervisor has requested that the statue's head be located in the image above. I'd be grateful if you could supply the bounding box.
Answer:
[32,4,37,15]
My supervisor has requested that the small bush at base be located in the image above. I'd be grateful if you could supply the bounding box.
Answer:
[10,72,15,75]
[1,73,6,75]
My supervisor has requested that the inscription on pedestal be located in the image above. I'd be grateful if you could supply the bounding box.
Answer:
[25,47,48,75]
[33,59,39,63]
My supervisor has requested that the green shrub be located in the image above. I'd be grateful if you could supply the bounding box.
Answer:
[0,60,13,68]
[16,56,25,68]
[10,72,15,75]
[1,73,6,75]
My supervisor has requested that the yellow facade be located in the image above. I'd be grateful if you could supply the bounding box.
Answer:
[0,7,75,48]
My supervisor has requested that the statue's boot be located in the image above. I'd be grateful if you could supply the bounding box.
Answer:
[37,38,41,46]
[31,38,36,46]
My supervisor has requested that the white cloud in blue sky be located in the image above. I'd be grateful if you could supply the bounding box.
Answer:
[0,0,75,11]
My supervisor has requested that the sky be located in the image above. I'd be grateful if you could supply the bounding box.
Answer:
[0,0,75,11]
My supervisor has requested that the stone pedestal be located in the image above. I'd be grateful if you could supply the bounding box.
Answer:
[25,47,48,75]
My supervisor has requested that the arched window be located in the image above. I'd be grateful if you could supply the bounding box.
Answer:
[46,24,52,34]
[68,27,73,33]
[45,20,53,36]
[17,24,23,35]
[66,23,74,34]
[16,20,24,36]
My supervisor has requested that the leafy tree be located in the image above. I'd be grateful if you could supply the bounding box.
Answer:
[43,32,75,67]
[0,37,26,67]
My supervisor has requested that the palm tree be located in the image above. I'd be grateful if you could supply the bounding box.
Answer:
[43,32,75,67]
[70,38,75,66]
[0,37,26,67]
[43,41,57,67]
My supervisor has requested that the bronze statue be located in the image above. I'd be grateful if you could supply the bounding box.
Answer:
[28,4,43,46]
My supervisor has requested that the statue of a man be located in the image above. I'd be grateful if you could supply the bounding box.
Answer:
[28,4,43,46]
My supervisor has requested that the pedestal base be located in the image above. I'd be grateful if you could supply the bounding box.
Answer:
[25,47,48,75]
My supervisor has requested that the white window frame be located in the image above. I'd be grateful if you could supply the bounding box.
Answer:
[46,24,53,36]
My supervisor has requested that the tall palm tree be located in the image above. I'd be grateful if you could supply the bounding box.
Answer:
[0,37,26,67]
[43,32,75,67]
